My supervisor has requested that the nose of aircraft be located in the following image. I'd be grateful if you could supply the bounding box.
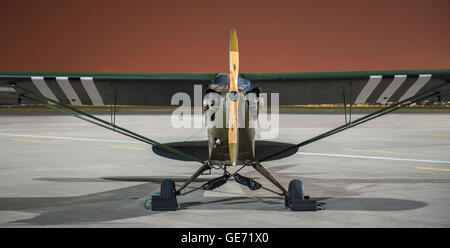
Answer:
[227,89,239,166]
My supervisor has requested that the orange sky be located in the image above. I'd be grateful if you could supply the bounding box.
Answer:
[1,0,449,73]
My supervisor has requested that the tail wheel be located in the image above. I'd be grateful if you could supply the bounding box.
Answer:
[160,179,176,200]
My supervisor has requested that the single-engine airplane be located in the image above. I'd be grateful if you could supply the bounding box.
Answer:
[1,29,450,211]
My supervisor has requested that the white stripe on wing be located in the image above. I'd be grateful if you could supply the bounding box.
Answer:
[354,75,382,104]
[399,74,432,101]
[80,77,104,105]
[31,76,58,103]
[56,77,82,105]
[376,75,407,103]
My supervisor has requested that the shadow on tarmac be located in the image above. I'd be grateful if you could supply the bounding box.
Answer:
[0,180,428,225]
[0,162,438,226]
[152,140,299,162]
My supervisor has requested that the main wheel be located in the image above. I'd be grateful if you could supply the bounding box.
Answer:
[286,179,317,211]
[160,179,176,200]
[288,179,304,201]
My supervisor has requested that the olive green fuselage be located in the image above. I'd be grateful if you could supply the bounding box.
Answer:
[206,75,257,166]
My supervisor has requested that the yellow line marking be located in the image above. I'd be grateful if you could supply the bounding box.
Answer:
[342,148,395,154]
[110,135,131,139]
[416,167,450,172]
[109,145,145,150]
[12,138,40,143]
[429,134,445,137]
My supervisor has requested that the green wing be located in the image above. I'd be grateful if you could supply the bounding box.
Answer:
[244,70,450,162]
[0,72,217,105]
[242,69,450,105]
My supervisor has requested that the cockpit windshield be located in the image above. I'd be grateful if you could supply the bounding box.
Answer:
[209,73,252,92]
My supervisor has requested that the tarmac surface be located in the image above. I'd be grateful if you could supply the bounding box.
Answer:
[0,112,449,227]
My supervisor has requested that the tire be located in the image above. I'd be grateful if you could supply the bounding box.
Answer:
[288,179,304,201]
[160,179,176,200]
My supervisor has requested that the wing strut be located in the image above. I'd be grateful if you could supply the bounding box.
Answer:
[231,81,448,198]
[12,83,205,164]
[258,81,449,163]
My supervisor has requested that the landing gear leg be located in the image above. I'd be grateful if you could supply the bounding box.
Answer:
[253,161,318,211]
[253,161,288,196]
[176,162,211,195]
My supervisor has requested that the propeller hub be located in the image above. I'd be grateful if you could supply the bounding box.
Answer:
[229,91,239,102]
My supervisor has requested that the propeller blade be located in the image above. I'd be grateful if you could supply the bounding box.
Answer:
[228,29,240,166]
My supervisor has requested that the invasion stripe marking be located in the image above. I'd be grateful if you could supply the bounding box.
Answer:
[399,74,432,101]
[56,77,82,105]
[376,75,407,103]
[354,75,382,104]
[80,77,104,105]
[31,77,58,103]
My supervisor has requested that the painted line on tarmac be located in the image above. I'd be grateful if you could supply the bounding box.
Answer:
[109,145,146,150]
[12,138,40,143]
[342,148,395,154]
[428,134,446,137]
[415,167,450,172]
[297,152,450,164]
[0,133,140,144]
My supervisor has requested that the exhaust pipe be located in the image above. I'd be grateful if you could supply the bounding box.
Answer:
[201,174,230,190]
